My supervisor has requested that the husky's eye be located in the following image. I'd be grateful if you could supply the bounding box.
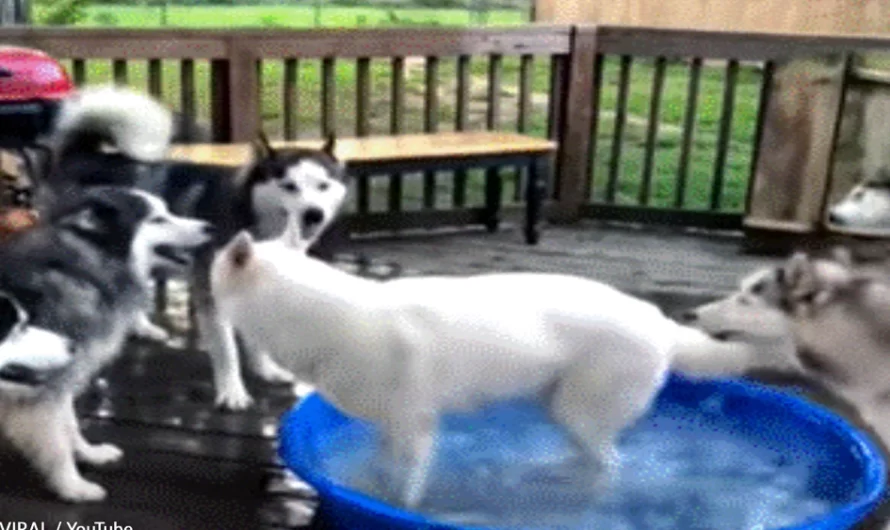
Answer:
[149,217,168,225]
[281,181,299,193]
[750,281,766,295]
[318,182,330,192]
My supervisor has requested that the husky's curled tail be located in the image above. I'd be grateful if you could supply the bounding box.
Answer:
[33,85,175,209]
[51,84,174,164]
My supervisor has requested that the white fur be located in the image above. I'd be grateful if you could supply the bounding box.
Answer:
[54,85,173,162]
[207,158,348,410]
[210,217,771,508]
[0,293,73,401]
[829,183,890,230]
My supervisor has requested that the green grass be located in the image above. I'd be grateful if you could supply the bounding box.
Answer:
[72,4,526,28]
[55,6,762,214]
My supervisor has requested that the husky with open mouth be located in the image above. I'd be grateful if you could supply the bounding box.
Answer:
[34,85,350,410]
[0,186,213,502]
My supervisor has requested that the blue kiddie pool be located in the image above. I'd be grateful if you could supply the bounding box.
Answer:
[278,374,887,530]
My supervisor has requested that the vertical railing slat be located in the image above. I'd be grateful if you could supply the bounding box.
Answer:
[283,58,299,141]
[639,56,667,206]
[485,54,503,215]
[180,59,196,127]
[710,59,739,211]
[388,57,405,213]
[321,57,336,138]
[453,55,471,208]
[675,57,702,209]
[605,55,633,204]
[72,59,86,86]
[585,53,605,202]
[148,59,162,98]
[423,55,439,209]
[113,59,127,86]
[514,53,534,201]
[744,60,774,215]
[356,57,371,137]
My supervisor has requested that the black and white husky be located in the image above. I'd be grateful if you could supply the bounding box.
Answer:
[36,85,350,410]
[0,186,213,502]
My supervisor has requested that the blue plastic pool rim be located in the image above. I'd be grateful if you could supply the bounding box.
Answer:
[279,375,888,530]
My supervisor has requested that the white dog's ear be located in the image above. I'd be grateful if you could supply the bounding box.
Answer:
[226,231,255,270]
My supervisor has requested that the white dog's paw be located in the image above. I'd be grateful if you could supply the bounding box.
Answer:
[78,443,124,466]
[215,383,254,411]
[132,318,170,342]
[293,381,316,399]
[254,361,297,385]
[54,476,107,503]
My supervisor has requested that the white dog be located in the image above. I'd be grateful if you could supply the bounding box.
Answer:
[210,215,788,509]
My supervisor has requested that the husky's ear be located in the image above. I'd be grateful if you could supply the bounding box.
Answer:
[321,133,336,157]
[251,131,276,162]
[226,231,255,270]
[58,201,114,234]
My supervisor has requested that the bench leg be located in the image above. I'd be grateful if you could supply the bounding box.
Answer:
[483,167,502,233]
[524,156,549,245]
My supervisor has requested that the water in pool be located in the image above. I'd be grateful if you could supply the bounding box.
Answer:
[315,394,836,529]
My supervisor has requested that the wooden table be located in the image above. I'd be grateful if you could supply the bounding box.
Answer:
[169,131,557,245]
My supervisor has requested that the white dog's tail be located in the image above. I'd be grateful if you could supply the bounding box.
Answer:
[50,84,173,163]
[668,324,794,378]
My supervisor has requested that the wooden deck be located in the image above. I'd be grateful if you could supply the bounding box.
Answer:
[0,221,886,529]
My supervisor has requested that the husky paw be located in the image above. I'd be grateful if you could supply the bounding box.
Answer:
[215,384,254,411]
[78,443,124,466]
[133,319,170,342]
[54,477,108,503]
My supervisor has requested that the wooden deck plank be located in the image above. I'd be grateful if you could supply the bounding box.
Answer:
[168,132,557,167]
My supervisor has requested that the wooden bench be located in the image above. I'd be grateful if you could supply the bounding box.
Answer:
[168,131,557,245]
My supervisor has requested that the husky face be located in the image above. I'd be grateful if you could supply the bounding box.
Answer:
[0,291,74,398]
[246,134,348,246]
[680,266,792,343]
[680,251,855,349]
[829,181,890,229]
[130,190,215,277]
[52,187,215,281]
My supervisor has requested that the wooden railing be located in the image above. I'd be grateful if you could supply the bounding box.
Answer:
[2,25,890,235]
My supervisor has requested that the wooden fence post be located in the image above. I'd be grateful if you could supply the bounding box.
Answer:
[550,25,597,224]
[210,36,260,143]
